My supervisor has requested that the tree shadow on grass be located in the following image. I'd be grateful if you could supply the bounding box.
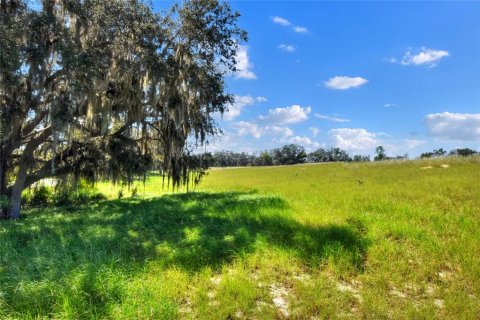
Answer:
[0,191,369,318]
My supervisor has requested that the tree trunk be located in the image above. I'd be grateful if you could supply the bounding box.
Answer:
[0,140,5,195]
[6,126,52,219]
[0,161,4,195]
[8,164,27,219]
[0,158,7,196]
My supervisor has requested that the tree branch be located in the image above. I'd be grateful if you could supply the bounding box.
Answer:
[22,110,48,137]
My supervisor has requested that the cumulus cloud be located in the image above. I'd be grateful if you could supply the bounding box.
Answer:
[259,105,311,125]
[285,135,318,147]
[204,131,234,152]
[315,113,350,123]
[329,128,380,153]
[270,126,294,138]
[234,46,257,80]
[229,122,319,149]
[310,127,320,138]
[278,44,296,52]
[223,95,267,121]
[272,16,291,26]
[424,112,480,141]
[293,26,308,33]
[256,96,268,103]
[402,48,449,67]
[269,126,317,147]
[324,76,368,90]
[388,47,449,67]
[218,103,322,151]
[232,121,262,138]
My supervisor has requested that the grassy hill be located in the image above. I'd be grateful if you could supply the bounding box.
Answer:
[1,156,479,319]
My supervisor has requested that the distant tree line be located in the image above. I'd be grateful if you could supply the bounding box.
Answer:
[420,148,478,158]
[201,144,479,168]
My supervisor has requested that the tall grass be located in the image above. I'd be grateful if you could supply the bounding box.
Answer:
[0,156,479,319]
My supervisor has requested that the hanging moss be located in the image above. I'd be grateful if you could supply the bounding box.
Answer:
[1,0,246,217]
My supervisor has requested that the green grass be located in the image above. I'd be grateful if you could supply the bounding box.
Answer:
[1,156,479,319]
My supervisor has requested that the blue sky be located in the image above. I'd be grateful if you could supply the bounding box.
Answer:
[158,1,480,157]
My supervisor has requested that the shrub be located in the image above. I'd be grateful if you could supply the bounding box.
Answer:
[0,194,9,217]
[29,186,53,206]
[131,186,138,197]
[54,181,106,207]
[54,190,74,207]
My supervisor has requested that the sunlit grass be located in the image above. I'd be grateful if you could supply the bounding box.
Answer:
[1,156,479,319]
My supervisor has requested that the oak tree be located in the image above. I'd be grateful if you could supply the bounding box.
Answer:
[0,0,246,218]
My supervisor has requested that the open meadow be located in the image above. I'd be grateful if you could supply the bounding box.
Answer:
[1,156,479,319]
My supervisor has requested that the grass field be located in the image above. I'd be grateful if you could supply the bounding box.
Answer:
[1,156,479,319]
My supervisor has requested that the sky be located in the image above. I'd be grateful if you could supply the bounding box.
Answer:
[156,1,480,157]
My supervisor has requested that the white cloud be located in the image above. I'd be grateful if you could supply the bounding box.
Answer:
[310,127,319,138]
[377,132,394,138]
[278,44,296,53]
[256,96,268,103]
[259,105,311,125]
[293,26,308,33]
[272,16,291,26]
[315,113,350,123]
[204,131,258,153]
[324,76,368,90]
[404,139,427,149]
[225,122,320,150]
[388,47,449,67]
[329,128,380,153]
[232,121,262,138]
[384,103,398,108]
[227,105,318,149]
[383,139,427,156]
[424,112,480,141]
[270,126,294,138]
[234,46,257,80]
[270,126,318,147]
[223,95,267,121]
[402,48,449,67]
[204,131,234,152]
[285,135,318,147]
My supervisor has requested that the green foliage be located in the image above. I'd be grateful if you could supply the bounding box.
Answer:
[449,148,478,157]
[309,147,352,162]
[374,145,387,161]
[130,187,138,198]
[420,148,448,158]
[54,183,106,207]
[272,144,307,165]
[0,194,9,216]
[1,0,246,217]
[259,151,273,166]
[28,185,53,206]
[352,154,370,162]
[23,181,106,208]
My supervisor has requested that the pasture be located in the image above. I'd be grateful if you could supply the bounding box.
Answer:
[1,156,479,319]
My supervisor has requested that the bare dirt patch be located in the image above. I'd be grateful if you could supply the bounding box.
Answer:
[337,280,363,302]
[270,283,290,318]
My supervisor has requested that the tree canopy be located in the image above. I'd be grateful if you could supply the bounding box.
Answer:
[0,0,246,218]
